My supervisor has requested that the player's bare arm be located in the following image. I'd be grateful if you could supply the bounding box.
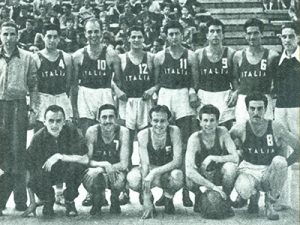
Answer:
[186,132,226,195]
[273,121,300,166]
[187,50,200,108]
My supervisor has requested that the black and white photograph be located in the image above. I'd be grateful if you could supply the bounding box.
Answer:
[0,0,299,224]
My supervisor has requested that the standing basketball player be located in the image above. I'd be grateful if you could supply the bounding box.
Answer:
[33,23,73,130]
[153,20,199,207]
[72,18,122,136]
[117,25,156,204]
[196,18,237,129]
[233,18,279,123]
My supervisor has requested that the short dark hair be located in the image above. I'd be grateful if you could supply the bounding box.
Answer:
[26,19,34,25]
[244,18,264,33]
[1,21,18,33]
[98,104,117,119]
[281,22,300,35]
[245,92,268,109]
[43,23,61,35]
[206,18,224,34]
[164,20,184,34]
[128,25,145,37]
[84,18,102,31]
[44,105,65,119]
[149,105,172,120]
[199,104,220,121]
[154,37,164,45]
[62,3,72,10]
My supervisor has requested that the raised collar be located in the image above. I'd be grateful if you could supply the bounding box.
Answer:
[0,46,20,59]
[279,45,300,65]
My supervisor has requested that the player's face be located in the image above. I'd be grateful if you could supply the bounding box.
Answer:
[247,100,266,123]
[167,28,183,46]
[207,25,223,46]
[44,111,65,137]
[150,111,169,135]
[200,114,218,134]
[129,30,144,50]
[281,28,298,54]
[99,109,116,132]
[245,26,262,47]
[85,21,101,45]
[0,26,18,49]
[44,30,59,50]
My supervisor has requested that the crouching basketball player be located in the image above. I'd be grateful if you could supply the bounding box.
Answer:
[186,105,238,215]
[230,92,299,220]
[127,105,184,219]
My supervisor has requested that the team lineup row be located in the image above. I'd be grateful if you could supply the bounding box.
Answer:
[0,16,299,221]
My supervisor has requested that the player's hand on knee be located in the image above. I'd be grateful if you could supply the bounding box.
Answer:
[213,186,227,200]
[189,93,201,108]
[42,153,62,172]
[201,156,215,171]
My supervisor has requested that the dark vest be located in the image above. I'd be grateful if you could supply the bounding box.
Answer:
[147,127,173,166]
[199,47,232,92]
[275,56,300,108]
[78,46,113,89]
[37,51,67,95]
[159,48,191,89]
[92,125,121,164]
[122,52,154,97]
[195,128,228,169]
[239,49,271,95]
[242,120,280,165]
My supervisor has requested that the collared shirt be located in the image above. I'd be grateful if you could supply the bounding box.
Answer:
[26,124,87,173]
[0,46,37,100]
[278,45,300,65]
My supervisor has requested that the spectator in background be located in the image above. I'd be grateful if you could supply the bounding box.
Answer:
[116,21,130,51]
[144,20,159,50]
[19,19,37,50]
[179,18,196,47]
[60,3,75,30]
[150,37,164,53]
[61,18,79,52]
[0,6,11,26]
[10,0,22,22]
[289,0,299,22]
[14,4,34,29]
[119,3,135,27]
[79,0,93,15]
[129,0,142,15]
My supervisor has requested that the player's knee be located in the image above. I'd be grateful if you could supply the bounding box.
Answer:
[271,156,288,169]
[127,168,142,192]
[221,162,238,178]
[234,174,256,200]
[170,169,184,187]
